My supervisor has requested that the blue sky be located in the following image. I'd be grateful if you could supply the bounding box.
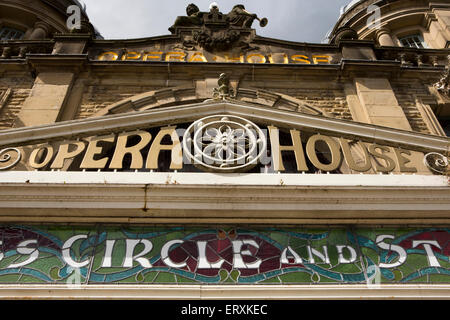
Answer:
[81,0,351,43]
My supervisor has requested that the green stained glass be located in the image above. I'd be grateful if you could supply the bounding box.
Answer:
[0,225,446,285]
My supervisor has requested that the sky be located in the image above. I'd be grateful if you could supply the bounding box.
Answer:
[80,0,351,43]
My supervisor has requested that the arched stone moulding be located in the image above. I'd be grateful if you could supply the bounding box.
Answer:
[93,86,330,118]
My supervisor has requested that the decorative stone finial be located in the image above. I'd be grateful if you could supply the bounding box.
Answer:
[213,73,235,100]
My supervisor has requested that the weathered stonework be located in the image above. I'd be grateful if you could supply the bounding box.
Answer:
[391,80,434,134]
[76,84,165,119]
[0,76,34,130]
[0,1,449,300]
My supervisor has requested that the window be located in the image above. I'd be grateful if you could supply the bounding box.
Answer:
[0,27,24,40]
[399,34,427,48]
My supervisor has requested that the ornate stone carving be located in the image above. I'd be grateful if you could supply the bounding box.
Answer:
[169,4,203,33]
[183,115,266,172]
[0,148,22,170]
[213,73,235,100]
[435,55,450,97]
[424,152,449,174]
[169,3,268,52]
[193,28,241,52]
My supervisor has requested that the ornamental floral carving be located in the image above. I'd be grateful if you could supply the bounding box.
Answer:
[183,115,266,172]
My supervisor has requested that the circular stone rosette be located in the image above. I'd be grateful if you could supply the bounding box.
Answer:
[423,152,449,174]
[0,148,21,170]
[183,115,267,172]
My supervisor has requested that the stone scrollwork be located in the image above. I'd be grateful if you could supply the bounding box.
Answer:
[0,148,22,170]
[424,152,449,174]
[183,115,266,172]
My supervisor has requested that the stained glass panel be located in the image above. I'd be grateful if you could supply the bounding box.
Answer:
[0,226,447,285]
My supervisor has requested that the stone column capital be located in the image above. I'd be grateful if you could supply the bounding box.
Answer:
[375,27,391,38]
[33,21,50,33]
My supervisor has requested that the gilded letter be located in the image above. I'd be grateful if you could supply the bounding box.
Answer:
[339,139,372,172]
[291,54,311,64]
[247,53,266,64]
[312,55,330,64]
[268,53,288,64]
[188,52,207,62]
[80,134,115,169]
[368,144,396,173]
[224,54,244,63]
[393,148,417,173]
[143,52,163,61]
[306,135,342,172]
[109,130,152,169]
[268,126,308,172]
[97,51,119,61]
[121,51,142,61]
[165,51,186,62]
[29,145,54,169]
[51,141,86,169]
[146,126,182,170]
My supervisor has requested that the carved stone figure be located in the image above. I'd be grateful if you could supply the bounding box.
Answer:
[227,5,258,28]
[169,4,204,33]
[213,73,235,100]
[435,55,450,98]
[169,3,267,51]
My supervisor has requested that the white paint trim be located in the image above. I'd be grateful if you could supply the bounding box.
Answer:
[0,171,447,187]
[0,284,448,300]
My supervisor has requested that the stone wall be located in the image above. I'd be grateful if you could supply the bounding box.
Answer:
[390,80,433,134]
[247,79,352,120]
[76,83,166,119]
[0,76,34,130]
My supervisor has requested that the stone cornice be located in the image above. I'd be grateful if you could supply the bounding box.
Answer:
[0,284,448,299]
[0,173,448,224]
[26,53,88,73]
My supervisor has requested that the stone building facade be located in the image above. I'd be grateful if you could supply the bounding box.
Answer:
[0,0,448,299]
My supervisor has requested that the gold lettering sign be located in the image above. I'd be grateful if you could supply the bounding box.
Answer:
[143,52,163,61]
[165,52,186,62]
[146,126,182,170]
[95,50,333,65]
[306,135,342,172]
[268,126,308,172]
[80,134,115,169]
[291,54,311,64]
[24,125,423,174]
[29,145,54,169]
[368,145,396,173]
[51,141,86,169]
[339,139,372,172]
[110,131,152,169]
